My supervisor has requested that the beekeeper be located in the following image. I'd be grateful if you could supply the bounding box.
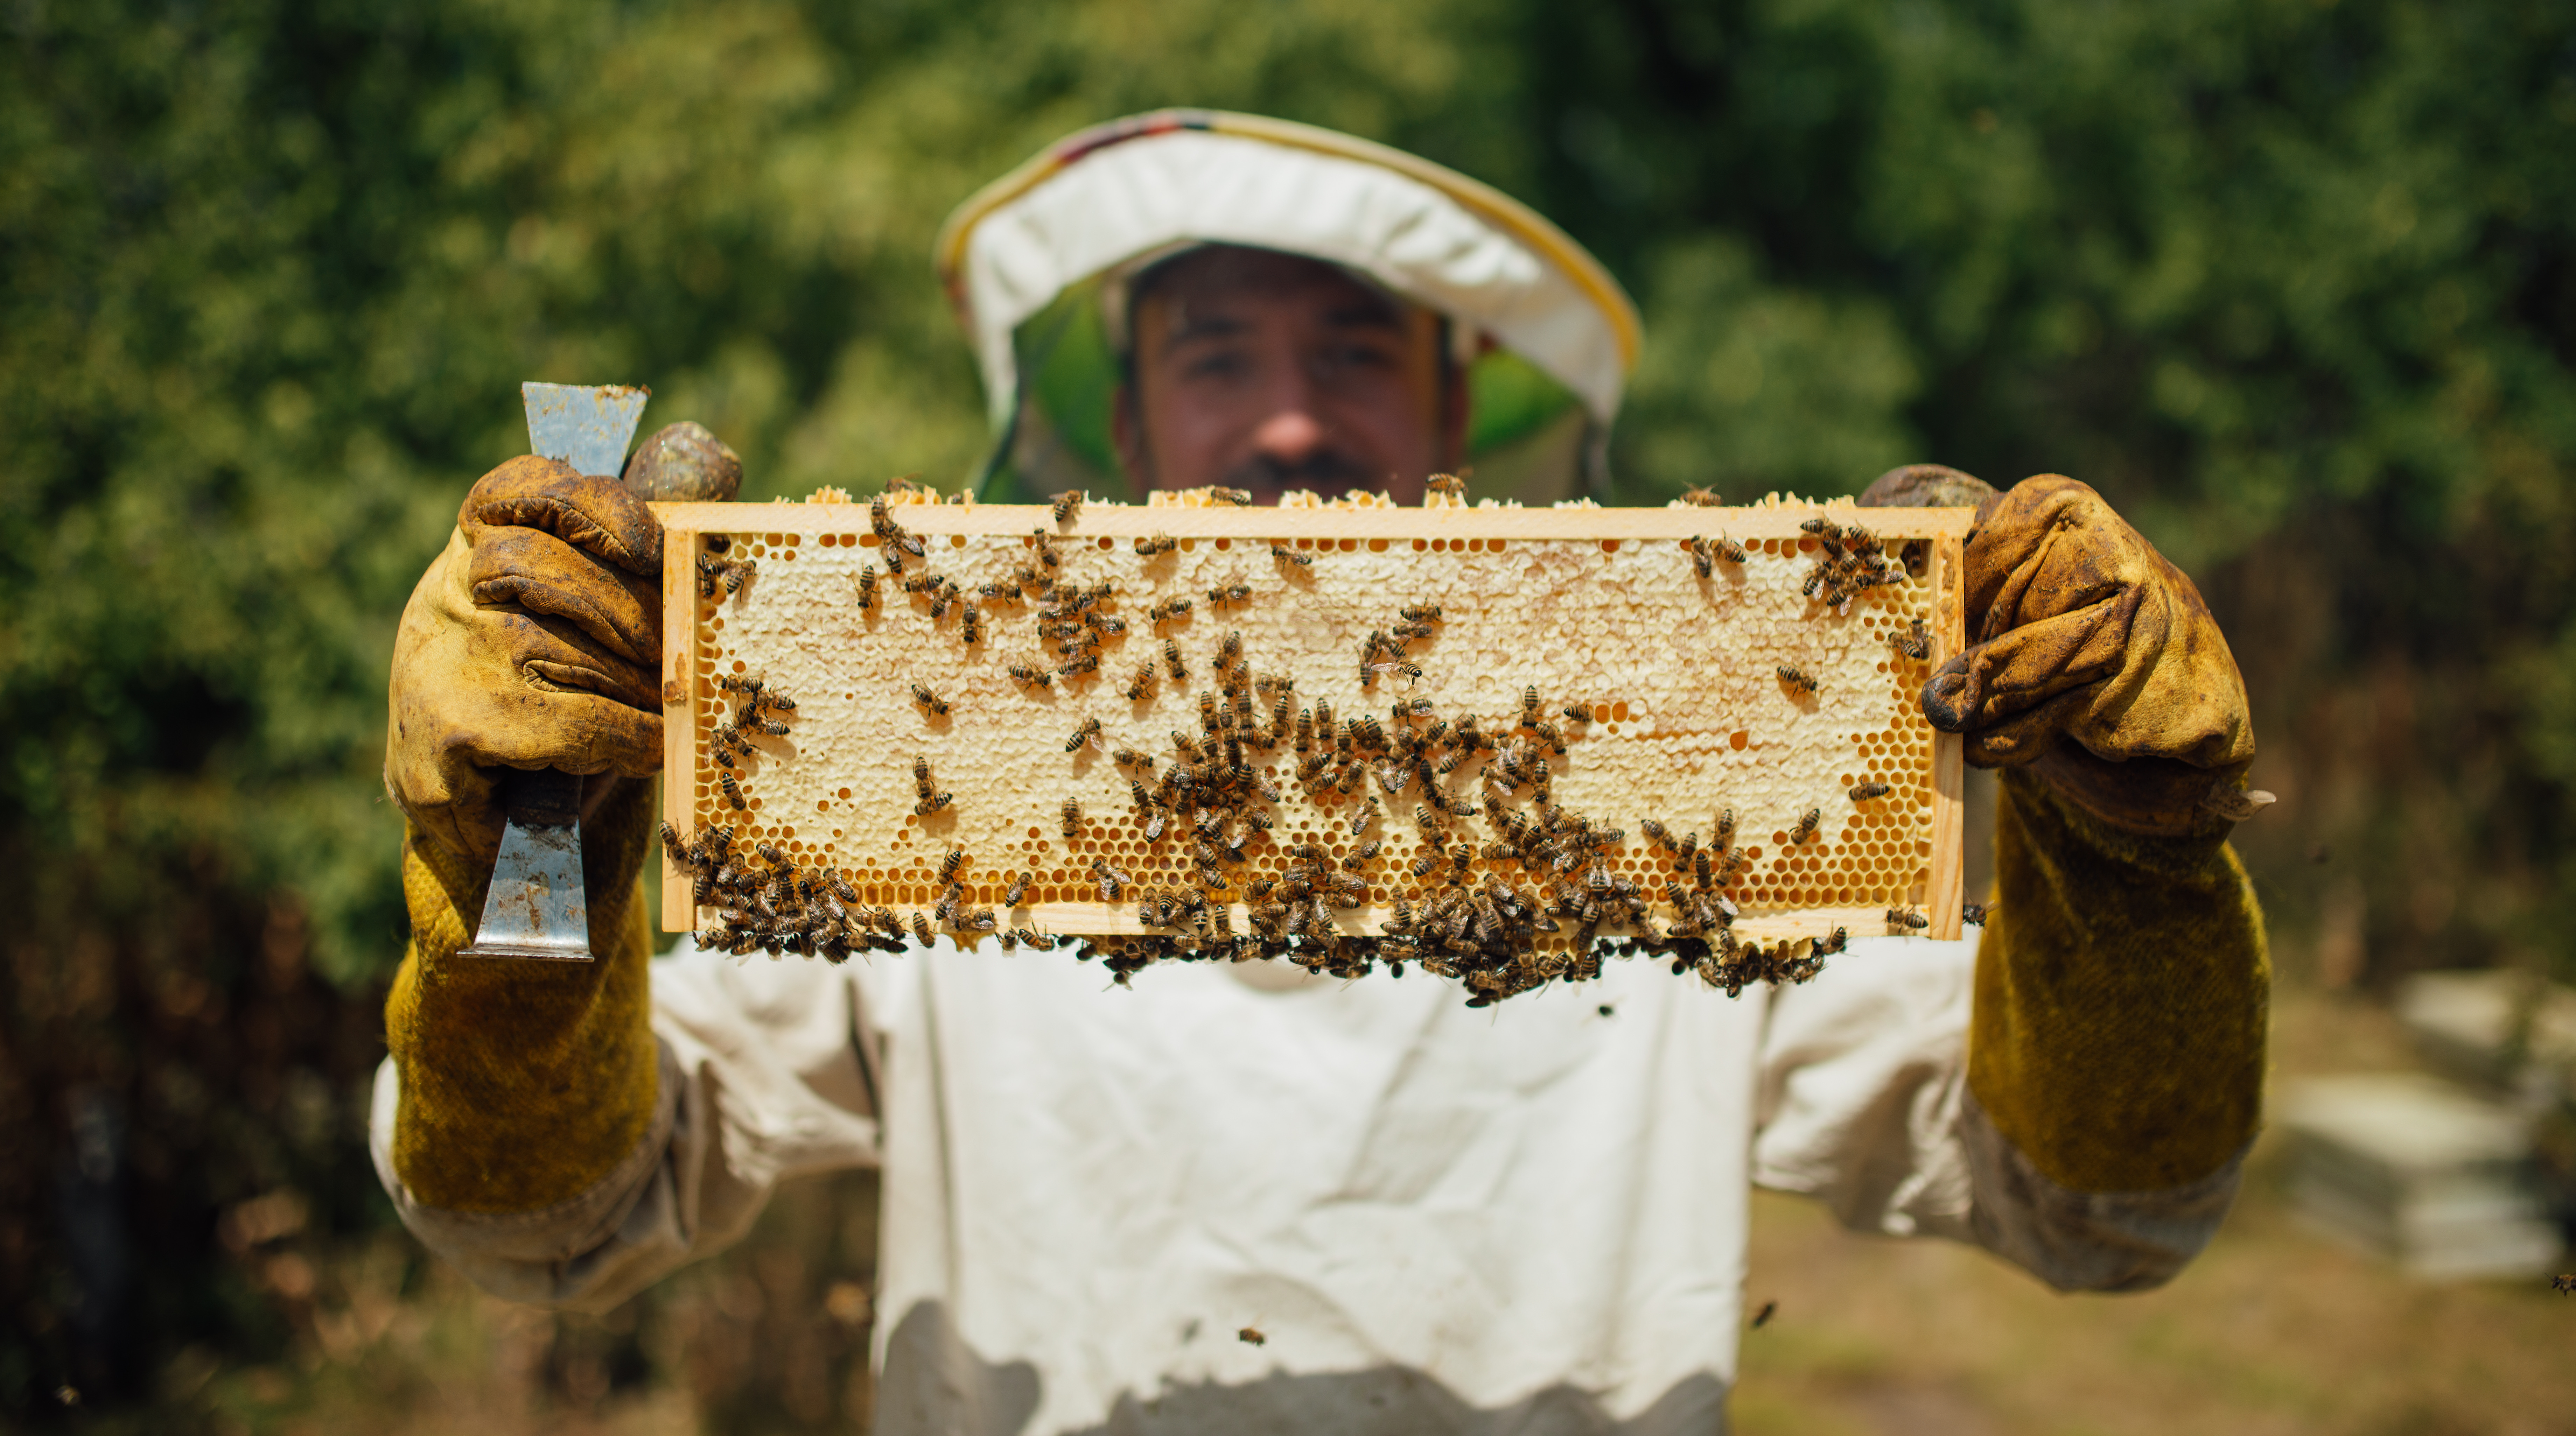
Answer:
[375,111,2269,1435]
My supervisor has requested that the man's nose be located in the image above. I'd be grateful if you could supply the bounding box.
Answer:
[1249,404,1328,464]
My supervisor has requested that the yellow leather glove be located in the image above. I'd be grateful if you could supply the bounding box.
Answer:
[1922,473,2261,833]
[383,458,666,1213]
[1864,467,2268,1195]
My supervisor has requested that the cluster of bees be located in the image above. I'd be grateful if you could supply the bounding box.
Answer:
[1798,515,1907,607]
[1354,605,1442,688]
[708,673,795,811]
[695,535,757,597]
[670,820,1067,960]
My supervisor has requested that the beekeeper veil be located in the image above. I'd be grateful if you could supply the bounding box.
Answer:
[935,111,1641,502]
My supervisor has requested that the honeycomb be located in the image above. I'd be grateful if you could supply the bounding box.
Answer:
[657,493,1969,969]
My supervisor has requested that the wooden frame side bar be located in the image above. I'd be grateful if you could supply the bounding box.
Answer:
[1924,533,1967,941]
[660,521,699,935]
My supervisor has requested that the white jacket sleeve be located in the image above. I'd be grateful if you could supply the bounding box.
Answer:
[370,943,884,1312]
[1750,933,2242,1292]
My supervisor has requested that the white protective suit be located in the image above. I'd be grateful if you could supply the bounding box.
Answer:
[371,930,2237,1434]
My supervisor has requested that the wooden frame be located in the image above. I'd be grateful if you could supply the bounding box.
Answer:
[657,499,1973,946]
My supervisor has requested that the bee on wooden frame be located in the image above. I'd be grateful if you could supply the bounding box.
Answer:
[1050,490,1084,525]
[1885,906,1929,933]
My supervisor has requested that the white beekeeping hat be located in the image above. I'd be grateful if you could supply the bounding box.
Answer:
[935,110,1642,497]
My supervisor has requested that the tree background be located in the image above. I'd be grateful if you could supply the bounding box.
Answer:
[3,0,2572,1427]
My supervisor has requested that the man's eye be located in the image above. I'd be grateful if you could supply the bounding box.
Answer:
[1181,352,1250,381]
[1318,344,1396,373]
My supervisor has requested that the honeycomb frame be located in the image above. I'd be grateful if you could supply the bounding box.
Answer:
[655,497,1972,947]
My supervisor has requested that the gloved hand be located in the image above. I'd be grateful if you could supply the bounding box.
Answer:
[383,455,668,1216]
[1864,467,2262,836]
[385,456,666,864]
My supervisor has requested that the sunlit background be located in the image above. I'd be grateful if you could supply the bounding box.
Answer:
[5,0,2574,1430]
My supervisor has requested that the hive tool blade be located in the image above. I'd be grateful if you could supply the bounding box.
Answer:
[457,383,652,961]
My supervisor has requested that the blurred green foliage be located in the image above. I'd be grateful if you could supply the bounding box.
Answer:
[3,0,2571,1420]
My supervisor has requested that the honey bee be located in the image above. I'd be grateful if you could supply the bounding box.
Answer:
[1149,597,1193,622]
[1681,485,1723,507]
[1114,747,1156,772]
[854,564,881,612]
[719,773,746,810]
[1123,662,1155,701]
[1008,663,1053,689]
[910,913,935,946]
[913,754,934,795]
[1426,473,1468,499]
[1350,797,1381,836]
[1213,486,1254,505]
[1885,906,1929,933]
[1962,902,1990,926]
[1815,926,1850,956]
[1709,535,1748,564]
[1049,490,1083,525]
[1563,702,1593,723]
[1092,860,1127,901]
[1163,639,1187,679]
[1067,717,1103,753]
[915,792,954,815]
[1206,582,1252,607]
[1030,529,1060,569]
[1135,533,1177,557]
[1790,808,1821,844]
[1238,1327,1267,1346]
[937,847,967,884]
[1271,541,1313,568]
[1888,619,1932,661]
[1392,621,1436,642]
[1799,516,1841,542]
[1062,799,1083,838]
[1848,781,1892,802]
[1776,664,1820,696]
[1343,841,1382,869]
[1639,818,1670,849]
[723,558,755,593]
[1689,536,1716,579]
[961,601,981,645]
[911,683,951,717]
[1143,808,1170,842]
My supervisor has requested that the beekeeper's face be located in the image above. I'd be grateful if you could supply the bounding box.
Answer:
[1116,247,1464,505]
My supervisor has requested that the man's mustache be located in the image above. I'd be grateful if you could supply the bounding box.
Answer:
[1219,449,1381,495]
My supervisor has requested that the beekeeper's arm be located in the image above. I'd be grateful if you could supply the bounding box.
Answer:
[371,460,880,1311]
[1755,470,2267,1293]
